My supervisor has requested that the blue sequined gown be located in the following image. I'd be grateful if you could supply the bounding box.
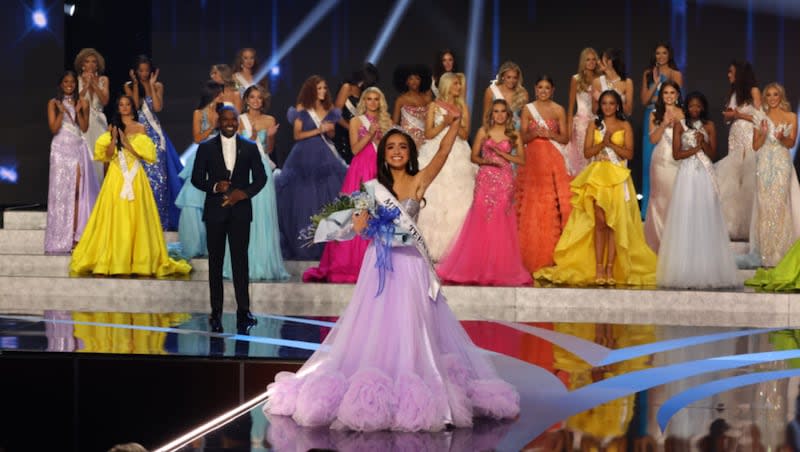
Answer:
[276,107,347,260]
[139,96,183,230]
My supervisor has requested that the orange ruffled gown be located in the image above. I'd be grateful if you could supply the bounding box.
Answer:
[535,128,656,285]
[70,132,191,277]
[516,118,573,273]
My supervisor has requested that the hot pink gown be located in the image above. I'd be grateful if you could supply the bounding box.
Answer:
[303,116,381,283]
[436,138,532,285]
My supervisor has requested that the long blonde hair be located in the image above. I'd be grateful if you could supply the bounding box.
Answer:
[575,47,600,92]
[356,86,392,134]
[483,99,517,143]
[210,64,236,89]
[762,82,791,112]
[437,72,468,129]
[493,61,527,113]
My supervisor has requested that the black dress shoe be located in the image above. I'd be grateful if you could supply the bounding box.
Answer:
[209,314,223,333]
[236,311,257,331]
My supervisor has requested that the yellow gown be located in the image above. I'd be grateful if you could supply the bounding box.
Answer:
[70,132,191,276]
[535,129,657,285]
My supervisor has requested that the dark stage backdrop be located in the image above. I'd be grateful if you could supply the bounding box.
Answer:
[151,0,800,189]
[4,0,800,206]
[0,1,64,207]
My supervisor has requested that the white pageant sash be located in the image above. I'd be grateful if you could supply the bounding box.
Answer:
[368,180,442,301]
[527,102,573,174]
[400,106,425,131]
[307,108,347,167]
[118,147,140,201]
[345,98,359,118]
[683,120,721,198]
[595,122,630,201]
[489,83,504,101]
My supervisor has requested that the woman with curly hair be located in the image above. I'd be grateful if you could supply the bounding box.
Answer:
[304,87,393,282]
[276,75,346,260]
[482,61,528,130]
[392,64,432,147]
[74,48,110,182]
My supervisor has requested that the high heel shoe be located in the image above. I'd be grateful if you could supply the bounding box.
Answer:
[605,265,616,286]
[595,264,606,286]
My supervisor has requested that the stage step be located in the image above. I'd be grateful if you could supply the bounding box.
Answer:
[2,210,46,230]
[0,229,179,254]
[0,253,317,277]
[0,272,791,327]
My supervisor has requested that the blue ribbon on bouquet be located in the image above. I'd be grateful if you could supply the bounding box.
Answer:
[363,204,401,296]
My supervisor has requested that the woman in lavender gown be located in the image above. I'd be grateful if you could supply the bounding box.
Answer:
[45,71,100,254]
[124,55,183,230]
[276,75,347,260]
[264,115,519,432]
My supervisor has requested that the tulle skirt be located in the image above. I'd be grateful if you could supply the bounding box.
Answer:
[174,148,207,258]
[516,139,573,273]
[264,245,520,432]
[416,136,476,261]
[223,156,289,281]
[657,157,739,289]
[303,146,377,283]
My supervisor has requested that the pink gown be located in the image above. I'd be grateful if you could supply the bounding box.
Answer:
[303,115,381,283]
[437,138,532,285]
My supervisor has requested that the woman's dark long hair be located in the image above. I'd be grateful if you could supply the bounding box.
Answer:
[376,129,419,198]
[197,80,224,110]
[56,70,79,104]
[728,60,757,106]
[346,63,379,89]
[653,80,682,125]
[603,48,627,81]
[132,54,155,101]
[433,48,458,81]
[683,91,710,130]
[110,95,139,150]
[646,42,679,85]
[594,90,627,129]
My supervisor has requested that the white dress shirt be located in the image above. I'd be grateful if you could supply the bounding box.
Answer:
[221,134,237,174]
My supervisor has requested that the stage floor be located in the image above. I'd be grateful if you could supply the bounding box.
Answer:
[2,311,799,451]
[3,209,800,451]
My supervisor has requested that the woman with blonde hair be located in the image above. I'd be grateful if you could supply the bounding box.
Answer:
[417,72,476,261]
[232,47,269,96]
[566,48,601,175]
[209,64,242,112]
[740,82,800,269]
[482,60,528,129]
[304,86,392,282]
[437,98,531,285]
[74,48,110,182]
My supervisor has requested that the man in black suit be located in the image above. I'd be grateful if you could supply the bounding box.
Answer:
[191,106,267,332]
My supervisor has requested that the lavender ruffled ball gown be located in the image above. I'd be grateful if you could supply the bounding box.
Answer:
[264,197,520,432]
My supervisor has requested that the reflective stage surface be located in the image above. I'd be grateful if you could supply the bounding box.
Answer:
[3,311,800,451]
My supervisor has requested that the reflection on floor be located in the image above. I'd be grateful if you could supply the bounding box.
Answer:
[3,311,800,451]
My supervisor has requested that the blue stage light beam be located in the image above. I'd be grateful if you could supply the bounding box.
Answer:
[254,0,341,85]
[465,0,485,111]
[365,0,412,64]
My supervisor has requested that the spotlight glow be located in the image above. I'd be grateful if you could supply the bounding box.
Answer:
[464,0,485,110]
[365,0,412,64]
[270,66,280,76]
[32,10,47,28]
[64,3,76,16]
[254,0,341,85]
